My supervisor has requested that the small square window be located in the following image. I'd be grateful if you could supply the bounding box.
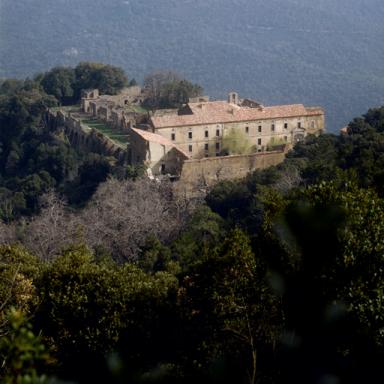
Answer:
[205,130,209,138]
[258,138,262,145]
[204,143,209,151]
[245,126,249,134]
[284,123,288,129]
[216,129,220,136]
[188,131,192,139]
[188,145,193,152]
[258,126,262,133]
[171,133,175,141]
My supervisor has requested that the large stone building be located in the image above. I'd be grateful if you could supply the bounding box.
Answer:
[149,92,324,159]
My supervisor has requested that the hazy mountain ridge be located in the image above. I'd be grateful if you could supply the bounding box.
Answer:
[1,0,384,131]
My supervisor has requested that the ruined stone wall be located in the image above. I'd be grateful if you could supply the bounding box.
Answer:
[175,148,288,197]
[47,110,126,161]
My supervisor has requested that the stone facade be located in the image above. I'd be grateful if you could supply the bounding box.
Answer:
[175,146,290,197]
[150,92,324,159]
[128,127,189,177]
[81,87,148,132]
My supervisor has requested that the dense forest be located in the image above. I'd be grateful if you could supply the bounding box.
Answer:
[1,0,384,131]
[1,63,384,383]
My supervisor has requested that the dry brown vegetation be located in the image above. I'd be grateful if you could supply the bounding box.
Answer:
[1,178,194,262]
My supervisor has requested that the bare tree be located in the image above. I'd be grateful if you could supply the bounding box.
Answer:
[20,191,78,261]
[79,178,192,262]
[5,179,194,262]
[0,221,16,245]
[143,70,181,108]
[273,165,302,193]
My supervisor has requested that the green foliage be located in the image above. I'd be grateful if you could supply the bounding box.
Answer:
[171,205,225,271]
[298,182,384,346]
[0,308,49,384]
[74,62,128,99]
[143,71,203,110]
[125,164,147,180]
[179,229,281,383]
[39,67,75,105]
[37,62,128,105]
[65,153,111,205]
[0,245,41,318]
[35,245,178,375]
[221,128,253,155]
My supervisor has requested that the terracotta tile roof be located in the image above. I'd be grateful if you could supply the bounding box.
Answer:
[131,128,190,158]
[151,101,324,129]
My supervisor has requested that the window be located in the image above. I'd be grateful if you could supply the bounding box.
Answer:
[245,126,249,134]
[188,145,192,152]
[271,124,275,131]
[205,130,209,138]
[284,136,288,141]
[188,131,192,139]
[258,138,262,145]
[171,133,175,141]
[161,164,166,174]
[298,122,301,128]
[204,143,209,151]
[216,153,220,157]
[258,126,262,133]
[284,123,288,129]
[216,129,220,136]
[216,142,220,150]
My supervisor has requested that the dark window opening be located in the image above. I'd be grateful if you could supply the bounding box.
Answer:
[171,133,175,141]
[258,126,262,132]
[161,164,166,174]
[216,142,220,150]
[271,124,275,131]
[284,123,288,129]
[216,129,220,136]
[204,143,209,151]
[188,131,192,139]
[298,122,301,128]
[188,145,193,152]
[205,130,209,138]
[245,126,249,134]
[258,138,262,145]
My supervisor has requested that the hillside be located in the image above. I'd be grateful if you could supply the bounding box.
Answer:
[1,0,384,131]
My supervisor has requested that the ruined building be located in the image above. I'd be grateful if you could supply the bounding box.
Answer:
[128,92,324,177]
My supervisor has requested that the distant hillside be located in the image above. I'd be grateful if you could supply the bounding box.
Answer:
[1,0,384,131]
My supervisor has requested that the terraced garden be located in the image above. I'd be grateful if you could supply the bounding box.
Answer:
[81,119,129,146]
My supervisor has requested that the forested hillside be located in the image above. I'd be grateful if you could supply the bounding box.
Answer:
[1,0,384,131]
[0,63,132,221]
[1,60,384,382]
